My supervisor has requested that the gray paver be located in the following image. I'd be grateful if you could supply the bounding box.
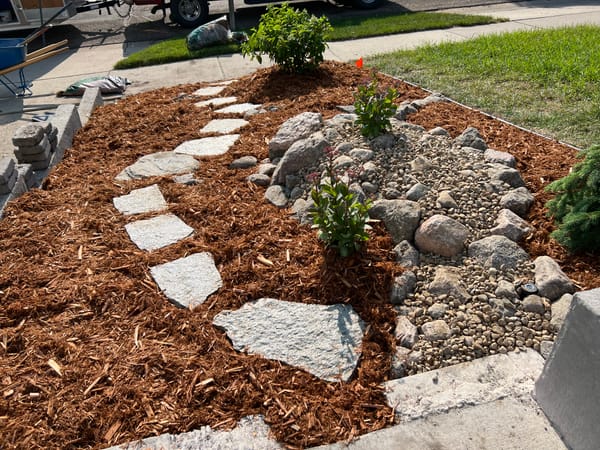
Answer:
[113,184,168,216]
[150,252,222,309]
[213,298,365,382]
[173,134,239,157]
[200,119,248,134]
[194,96,238,108]
[193,85,227,97]
[116,152,200,181]
[103,415,281,450]
[125,214,194,251]
[215,103,261,115]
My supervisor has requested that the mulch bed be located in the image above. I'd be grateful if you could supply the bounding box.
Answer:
[0,61,597,449]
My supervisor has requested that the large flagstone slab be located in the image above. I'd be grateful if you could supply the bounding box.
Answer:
[213,298,365,382]
[113,184,167,216]
[173,134,239,157]
[200,119,248,135]
[116,152,199,181]
[150,253,222,309]
[125,214,194,251]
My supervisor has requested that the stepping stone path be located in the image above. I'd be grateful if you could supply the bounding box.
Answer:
[213,298,365,382]
[215,103,261,115]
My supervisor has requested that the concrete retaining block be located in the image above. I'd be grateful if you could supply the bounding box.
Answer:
[535,287,600,450]
[50,104,82,167]
[79,87,104,126]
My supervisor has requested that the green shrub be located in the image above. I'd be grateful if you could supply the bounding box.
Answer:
[354,75,398,138]
[240,3,332,73]
[309,148,372,257]
[545,144,600,253]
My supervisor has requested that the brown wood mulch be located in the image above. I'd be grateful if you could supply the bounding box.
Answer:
[0,61,598,450]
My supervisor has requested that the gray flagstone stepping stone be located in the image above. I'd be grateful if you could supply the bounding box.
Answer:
[213,298,365,382]
[112,184,167,216]
[116,152,199,181]
[102,415,281,450]
[215,103,262,115]
[173,134,239,157]
[194,96,238,108]
[200,119,248,135]
[150,253,222,309]
[193,85,227,97]
[125,214,194,251]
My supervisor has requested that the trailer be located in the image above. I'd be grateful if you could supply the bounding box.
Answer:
[0,0,382,32]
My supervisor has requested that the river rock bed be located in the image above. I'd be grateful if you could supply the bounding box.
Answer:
[254,105,569,376]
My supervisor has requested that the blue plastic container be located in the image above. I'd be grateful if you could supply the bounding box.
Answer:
[0,38,26,70]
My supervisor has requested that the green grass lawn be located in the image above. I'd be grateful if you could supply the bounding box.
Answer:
[114,11,503,70]
[368,25,600,149]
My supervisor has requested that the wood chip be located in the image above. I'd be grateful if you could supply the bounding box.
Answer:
[47,359,62,377]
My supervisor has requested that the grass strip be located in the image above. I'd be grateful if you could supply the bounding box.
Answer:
[114,11,502,70]
[368,25,600,149]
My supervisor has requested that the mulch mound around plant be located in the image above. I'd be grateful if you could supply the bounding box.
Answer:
[0,61,597,449]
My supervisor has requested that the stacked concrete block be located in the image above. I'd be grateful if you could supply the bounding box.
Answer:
[12,122,58,171]
[0,157,17,195]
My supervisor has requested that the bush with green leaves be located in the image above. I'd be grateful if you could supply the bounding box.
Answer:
[309,148,372,257]
[545,144,600,253]
[354,75,398,138]
[240,3,332,73]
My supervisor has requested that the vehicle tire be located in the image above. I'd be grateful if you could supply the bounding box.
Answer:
[352,0,383,10]
[170,0,209,28]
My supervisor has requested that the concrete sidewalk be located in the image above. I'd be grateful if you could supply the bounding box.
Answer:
[2,0,600,158]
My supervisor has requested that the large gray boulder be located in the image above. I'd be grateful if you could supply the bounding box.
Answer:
[454,126,487,151]
[271,132,328,185]
[369,199,421,244]
[415,214,469,257]
[468,235,528,270]
[484,148,516,168]
[534,256,576,302]
[487,163,526,188]
[268,112,323,159]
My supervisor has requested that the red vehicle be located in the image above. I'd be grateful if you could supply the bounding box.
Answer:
[0,0,382,31]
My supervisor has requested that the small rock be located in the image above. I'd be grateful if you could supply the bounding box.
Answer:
[264,185,288,208]
[522,295,546,314]
[428,303,448,319]
[436,190,458,209]
[405,183,430,201]
[390,271,417,305]
[429,127,449,136]
[484,148,516,168]
[395,316,418,348]
[534,256,576,301]
[390,346,412,378]
[539,340,554,359]
[247,173,270,186]
[428,266,470,303]
[229,156,257,169]
[349,148,374,161]
[500,187,534,218]
[495,280,518,299]
[421,320,452,341]
[454,127,487,151]
[393,240,420,268]
[258,163,277,176]
[410,155,435,172]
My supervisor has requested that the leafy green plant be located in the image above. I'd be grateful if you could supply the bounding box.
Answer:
[354,74,398,138]
[545,144,600,253]
[309,148,372,257]
[240,3,332,73]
